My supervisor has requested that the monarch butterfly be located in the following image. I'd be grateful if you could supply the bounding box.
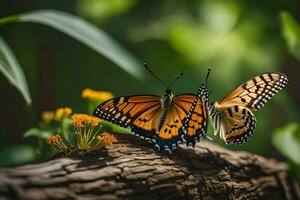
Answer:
[207,72,288,144]
[93,65,210,153]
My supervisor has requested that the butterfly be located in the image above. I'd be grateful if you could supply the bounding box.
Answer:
[208,72,288,144]
[93,67,210,153]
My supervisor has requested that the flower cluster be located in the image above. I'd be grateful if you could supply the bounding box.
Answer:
[47,113,117,152]
[55,107,73,121]
[71,113,100,128]
[70,113,117,151]
[97,132,117,147]
[42,111,54,123]
[47,134,68,151]
[25,88,116,157]
[71,113,101,150]
[82,88,113,102]
[42,107,73,123]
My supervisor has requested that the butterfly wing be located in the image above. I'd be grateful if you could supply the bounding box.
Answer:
[212,105,256,144]
[174,94,208,146]
[218,72,288,110]
[93,95,161,127]
[132,94,208,152]
[211,72,287,145]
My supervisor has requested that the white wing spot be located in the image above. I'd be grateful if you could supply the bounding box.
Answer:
[121,116,127,121]
[115,113,121,119]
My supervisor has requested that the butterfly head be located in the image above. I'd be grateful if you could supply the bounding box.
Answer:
[164,88,173,98]
[165,88,171,94]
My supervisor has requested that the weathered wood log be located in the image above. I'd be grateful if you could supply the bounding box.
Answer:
[0,134,299,200]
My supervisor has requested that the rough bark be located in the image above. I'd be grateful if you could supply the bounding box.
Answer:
[0,134,299,200]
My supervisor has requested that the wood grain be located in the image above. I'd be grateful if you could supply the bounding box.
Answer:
[0,134,299,200]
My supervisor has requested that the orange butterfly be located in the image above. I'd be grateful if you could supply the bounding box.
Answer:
[93,66,209,153]
[208,72,288,144]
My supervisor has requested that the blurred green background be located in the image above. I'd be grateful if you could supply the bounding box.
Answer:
[0,0,299,170]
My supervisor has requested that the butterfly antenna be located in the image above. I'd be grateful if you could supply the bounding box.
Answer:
[205,68,211,88]
[168,72,184,89]
[143,63,166,87]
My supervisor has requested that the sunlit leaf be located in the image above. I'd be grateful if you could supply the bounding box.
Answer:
[0,145,35,167]
[19,10,144,79]
[272,122,300,165]
[78,0,137,20]
[101,120,131,134]
[23,128,52,139]
[0,36,31,105]
[280,11,300,61]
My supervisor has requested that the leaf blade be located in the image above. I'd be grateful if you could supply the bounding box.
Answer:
[23,128,52,139]
[272,122,300,165]
[280,11,300,61]
[0,36,31,105]
[20,10,143,79]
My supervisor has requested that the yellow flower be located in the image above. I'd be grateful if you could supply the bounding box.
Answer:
[47,134,61,144]
[54,107,73,121]
[42,111,54,123]
[82,88,113,102]
[47,134,68,151]
[97,132,117,146]
[71,113,104,151]
[71,113,100,128]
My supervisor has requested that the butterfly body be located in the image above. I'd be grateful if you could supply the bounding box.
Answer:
[158,89,174,132]
[94,87,209,153]
[208,72,288,144]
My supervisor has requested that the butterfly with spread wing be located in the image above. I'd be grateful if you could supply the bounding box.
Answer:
[207,72,288,144]
[93,65,210,153]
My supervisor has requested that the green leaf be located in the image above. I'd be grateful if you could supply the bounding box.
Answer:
[61,118,73,142]
[280,11,300,61]
[0,36,31,105]
[101,120,132,134]
[0,144,35,167]
[272,122,300,165]
[1,10,143,79]
[23,128,52,139]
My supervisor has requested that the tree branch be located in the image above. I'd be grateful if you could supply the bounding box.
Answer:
[0,134,299,200]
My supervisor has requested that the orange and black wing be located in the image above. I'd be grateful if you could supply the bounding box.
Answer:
[93,95,161,127]
[218,72,288,110]
[174,94,208,146]
[213,105,256,145]
[94,95,181,152]
[212,72,288,145]
[131,94,208,152]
